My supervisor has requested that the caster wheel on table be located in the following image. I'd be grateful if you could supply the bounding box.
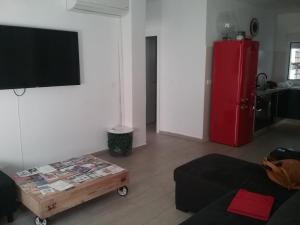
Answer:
[117,186,128,196]
[35,217,47,225]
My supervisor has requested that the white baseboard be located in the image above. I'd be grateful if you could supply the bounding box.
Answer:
[159,131,207,143]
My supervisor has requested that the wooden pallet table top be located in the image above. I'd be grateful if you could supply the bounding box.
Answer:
[12,154,129,223]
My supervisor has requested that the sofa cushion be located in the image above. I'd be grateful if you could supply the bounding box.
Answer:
[174,154,260,188]
[179,189,291,225]
[179,191,268,225]
[174,154,262,212]
[176,154,298,225]
[240,166,296,206]
[266,191,300,225]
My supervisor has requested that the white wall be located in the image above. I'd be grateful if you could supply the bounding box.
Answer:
[206,0,276,76]
[0,0,146,171]
[121,0,146,147]
[146,0,162,36]
[273,13,300,83]
[158,0,208,139]
[146,0,277,141]
[130,0,146,146]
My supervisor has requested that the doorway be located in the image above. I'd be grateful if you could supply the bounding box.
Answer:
[146,36,158,134]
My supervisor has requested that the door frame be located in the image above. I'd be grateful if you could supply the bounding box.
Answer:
[146,31,160,133]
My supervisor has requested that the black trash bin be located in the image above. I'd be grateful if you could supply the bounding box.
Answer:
[107,126,134,157]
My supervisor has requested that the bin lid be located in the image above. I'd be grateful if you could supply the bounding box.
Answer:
[108,126,134,134]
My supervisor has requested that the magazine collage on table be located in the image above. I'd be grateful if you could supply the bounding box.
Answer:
[15,155,125,195]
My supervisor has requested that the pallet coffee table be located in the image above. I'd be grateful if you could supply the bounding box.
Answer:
[13,155,129,225]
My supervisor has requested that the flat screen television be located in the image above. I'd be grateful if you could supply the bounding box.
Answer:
[0,25,80,90]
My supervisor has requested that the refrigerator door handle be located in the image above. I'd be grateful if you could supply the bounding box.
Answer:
[240,104,250,110]
[241,98,249,103]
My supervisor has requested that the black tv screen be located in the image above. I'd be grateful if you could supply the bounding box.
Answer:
[0,25,80,90]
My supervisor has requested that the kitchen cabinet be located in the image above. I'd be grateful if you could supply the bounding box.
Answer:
[255,94,273,131]
[278,90,300,119]
[255,92,282,131]
[277,90,289,118]
[255,88,300,131]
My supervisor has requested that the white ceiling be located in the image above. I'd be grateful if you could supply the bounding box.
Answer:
[236,0,300,12]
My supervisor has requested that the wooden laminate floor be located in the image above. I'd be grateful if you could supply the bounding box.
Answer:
[4,119,300,225]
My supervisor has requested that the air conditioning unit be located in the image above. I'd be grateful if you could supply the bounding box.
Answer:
[67,0,129,16]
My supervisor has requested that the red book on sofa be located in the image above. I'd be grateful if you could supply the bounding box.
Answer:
[227,189,275,221]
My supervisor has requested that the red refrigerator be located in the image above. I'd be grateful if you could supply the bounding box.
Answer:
[210,40,259,147]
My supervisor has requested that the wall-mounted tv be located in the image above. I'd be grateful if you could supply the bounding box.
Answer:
[0,25,80,90]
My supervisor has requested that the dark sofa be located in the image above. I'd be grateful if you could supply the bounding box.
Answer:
[0,170,18,223]
[174,154,299,225]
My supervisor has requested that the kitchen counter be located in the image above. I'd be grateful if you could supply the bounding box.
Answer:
[256,86,300,96]
[291,86,300,90]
